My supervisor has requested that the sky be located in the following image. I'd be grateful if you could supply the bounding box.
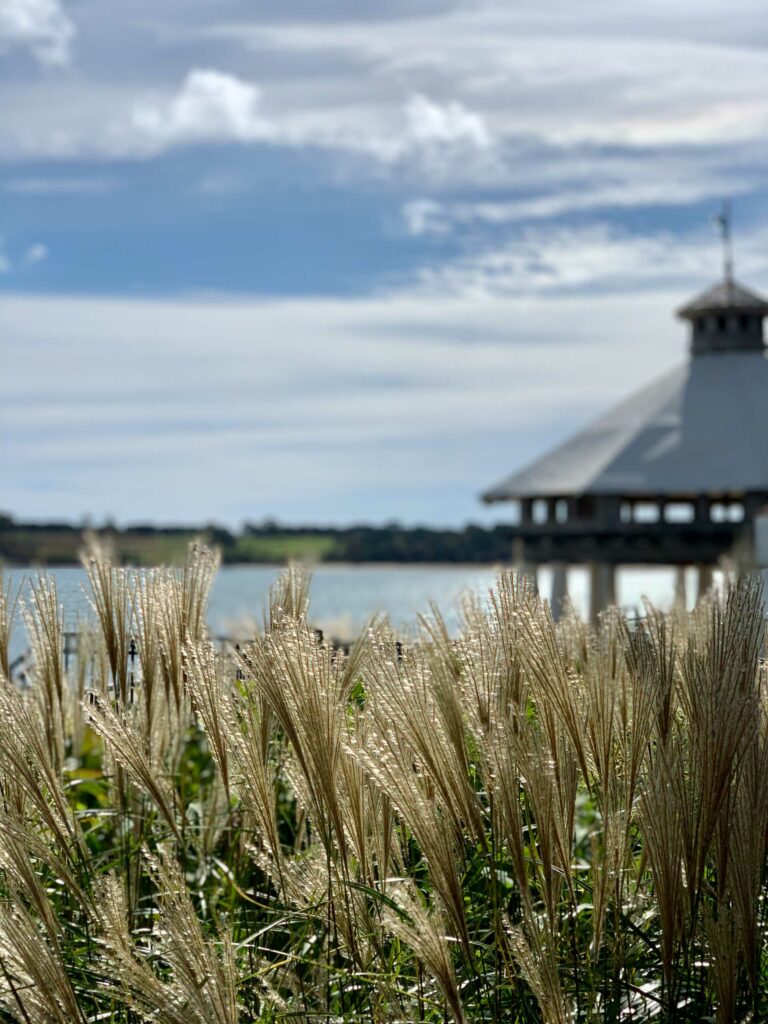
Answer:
[2,0,768,528]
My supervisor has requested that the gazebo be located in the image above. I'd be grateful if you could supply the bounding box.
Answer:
[481,253,768,619]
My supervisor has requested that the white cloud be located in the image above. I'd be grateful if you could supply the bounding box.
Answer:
[410,222,768,299]
[129,69,270,151]
[208,7,768,152]
[404,94,490,150]
[0,0,765,213]
[0,0,74,65]
[23,242,48,265]
[0,239,48,273]
[402,173,760,237]
[124,69,493,170]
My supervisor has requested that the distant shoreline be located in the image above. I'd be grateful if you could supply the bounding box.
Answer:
[0,517,517,568]
[3,560,513,572]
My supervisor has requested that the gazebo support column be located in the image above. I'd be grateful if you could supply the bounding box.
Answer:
[589,562,616,622]
[550,562,568,620]
[513,538,538,593]
[674,566,687,608]
[696,563,714,602]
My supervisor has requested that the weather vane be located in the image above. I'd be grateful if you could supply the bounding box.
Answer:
[713,199,734,283]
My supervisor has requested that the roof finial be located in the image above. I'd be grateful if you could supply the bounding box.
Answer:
[713,199,734,284]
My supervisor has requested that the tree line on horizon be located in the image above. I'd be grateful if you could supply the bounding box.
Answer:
[0,513,517,566]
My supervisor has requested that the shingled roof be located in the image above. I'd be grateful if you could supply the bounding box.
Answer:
[677,279,768,318]
[482,350,768,502]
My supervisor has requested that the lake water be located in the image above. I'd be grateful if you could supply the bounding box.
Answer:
[5,562,712,664]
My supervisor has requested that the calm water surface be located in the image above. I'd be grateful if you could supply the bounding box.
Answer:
[6,562,702,663]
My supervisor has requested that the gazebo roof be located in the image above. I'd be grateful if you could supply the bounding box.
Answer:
[482,351,768,502]
[677,278,768,319]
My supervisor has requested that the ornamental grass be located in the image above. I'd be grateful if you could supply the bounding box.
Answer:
[0,544,766,1022]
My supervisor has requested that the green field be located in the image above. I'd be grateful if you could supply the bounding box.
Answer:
[0,528,337,566]
[226,532,337,563]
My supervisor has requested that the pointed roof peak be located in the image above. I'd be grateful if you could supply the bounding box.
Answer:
[677,278,768,320]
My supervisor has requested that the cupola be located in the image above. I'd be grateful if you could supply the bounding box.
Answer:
[677,278,768,355]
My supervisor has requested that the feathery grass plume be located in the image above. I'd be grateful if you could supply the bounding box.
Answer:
[0,902,87,1024]
[83,533,133,705]
[639,731,689,992]
[580,608,624,792]
[267,562,311,628]
[23,575,66,775]
[571,608,637,953]
[0,808,91,919]
[0,673,87,869]
[514,585,591,784]
[727,664,768,992]
[677,580,764,917]
[486,571,543,716]
[133,573,195,777]
[505,917,572,1024]
[133,567,164,743]
[157,573,191,709]
[147,847,240,1023]
[455,591,508,738]
[223,674,283,874]
[0,570,19,682]
[189,762,231,865]
[185,638,232,796]
[418,606,486,841]
[364,621,482,847]
[97,857,243,1024]
[337,709,398,892]
[0,822,66,947]
[514,710,579,931]
[240,609,367,871]
[239,608,378,975]
[479,699,530,917]
[181,540,220,641]
[620,606,674,816]
[149,543,219,709]
[455,579,535,925]
[385,881,466,1024]
[348,670,472,954]
[96,874,193,1024]
[704,900,740,1024]
[85,695,181,840]
[0,823,93,1020]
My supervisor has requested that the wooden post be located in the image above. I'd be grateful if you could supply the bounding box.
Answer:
[696,563,714,603]
[674,566,687,608]
[695,496,710,524]
[550,562,568,620]
[513,538,538,593]
[589,562,616,622]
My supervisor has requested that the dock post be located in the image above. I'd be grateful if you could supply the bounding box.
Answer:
[513,538,538,594]
[674,566,687,608]
[589,562,616,623]
[696,563,714,603]
[550,562,568,620]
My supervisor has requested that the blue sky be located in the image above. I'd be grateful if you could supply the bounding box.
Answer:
[2,0,767,527]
